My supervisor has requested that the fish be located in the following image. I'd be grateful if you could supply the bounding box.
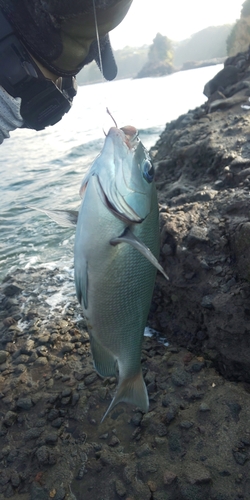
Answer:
[28,124,168,421]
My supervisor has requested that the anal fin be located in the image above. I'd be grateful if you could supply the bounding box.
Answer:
[90,335,117,379]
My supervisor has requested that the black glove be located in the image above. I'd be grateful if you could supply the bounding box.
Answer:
[0,0,132,80]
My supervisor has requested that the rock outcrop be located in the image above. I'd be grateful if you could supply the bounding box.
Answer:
[149,47,250,385]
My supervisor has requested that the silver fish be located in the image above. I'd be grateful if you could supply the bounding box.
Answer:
[28,125,168,421]
[74,125,167,421]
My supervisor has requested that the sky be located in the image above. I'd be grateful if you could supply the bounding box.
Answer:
[110,0,244,49]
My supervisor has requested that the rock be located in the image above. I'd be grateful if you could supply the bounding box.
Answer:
[163,470,177,485]
[186,225,209,247]
[233,451,248,465]
[61,343,74,354]
[185,463,211,484]
[135,443,152,458]
[16,397,33,410]
[204,65,238,97]
[36,445,57,465]
[231,222,250,281]
[3,411,17,427]
[3,283,23,297]
[84,372,98,385]
[115,479,126,497]
[34,357,48,366]
[199,403,210,412]
[171,369,192,387]
[0,351,7,364]
[30,482,48,500]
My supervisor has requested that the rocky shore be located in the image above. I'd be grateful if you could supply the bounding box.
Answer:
[2,50,250,500]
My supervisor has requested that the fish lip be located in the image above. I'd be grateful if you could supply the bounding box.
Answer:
[96,175,143,224]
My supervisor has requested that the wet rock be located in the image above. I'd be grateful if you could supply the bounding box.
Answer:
[3,283,23,297]
[16,396,33,410]
[0,351,8,364]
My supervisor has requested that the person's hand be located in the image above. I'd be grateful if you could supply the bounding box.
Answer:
[0,0,133,80]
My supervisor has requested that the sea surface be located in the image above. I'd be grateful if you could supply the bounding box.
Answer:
[0,65,223,292]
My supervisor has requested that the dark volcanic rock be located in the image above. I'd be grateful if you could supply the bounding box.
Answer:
[149,49,250,385]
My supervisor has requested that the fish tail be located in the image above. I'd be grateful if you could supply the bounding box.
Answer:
[101,370,149,422]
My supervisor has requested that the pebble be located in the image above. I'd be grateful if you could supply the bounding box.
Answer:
[36,345,48,357]
[131,412,143,426]
[84,372,98,385]
[20,339,35,355]
[199,403,210,412]
[180,420,194,429]
[37,334,50,344]
[3,411,17,427]
[163,470,177,485]
[34,357,48,366]
[171,369,192,387]
[108,435,120,447]
[135,443,152,458]
[13,354,29,365]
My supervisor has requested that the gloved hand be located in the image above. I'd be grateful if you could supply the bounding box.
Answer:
[0,0,132,80]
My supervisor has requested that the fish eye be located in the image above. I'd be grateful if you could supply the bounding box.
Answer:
[143,159,154,183]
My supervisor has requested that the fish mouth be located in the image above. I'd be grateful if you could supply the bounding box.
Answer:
[96,175,143,224]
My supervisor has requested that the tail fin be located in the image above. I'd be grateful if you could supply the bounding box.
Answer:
[101,370,149,422]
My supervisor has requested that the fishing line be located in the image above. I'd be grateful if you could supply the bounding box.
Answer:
[92,0,104,79]
[92,0,118,130]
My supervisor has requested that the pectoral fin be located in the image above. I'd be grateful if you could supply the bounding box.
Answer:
[27,206,78,227]
[110,228,169,280]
